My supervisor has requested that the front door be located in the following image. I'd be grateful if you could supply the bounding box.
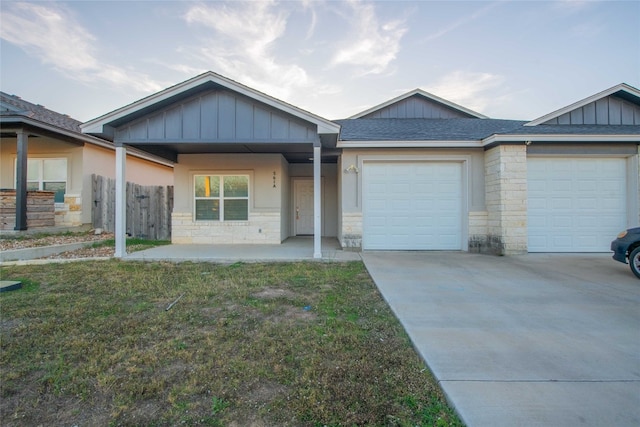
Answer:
[294,179,314,235]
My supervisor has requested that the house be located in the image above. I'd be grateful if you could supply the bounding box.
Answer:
[337,83,640,254]
[80,71,640,257]
[0,92,174,231]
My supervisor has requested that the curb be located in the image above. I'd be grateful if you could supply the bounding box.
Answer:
[0,241,106,263]
[0,257,112,266]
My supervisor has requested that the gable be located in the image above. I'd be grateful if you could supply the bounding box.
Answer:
[526,83,640,127]
[540,94,640,125]
[114,88,319,144]
[358,95,477,119]
[350,89,487,120]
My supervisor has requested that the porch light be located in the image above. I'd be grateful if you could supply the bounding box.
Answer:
[344,164,359,174]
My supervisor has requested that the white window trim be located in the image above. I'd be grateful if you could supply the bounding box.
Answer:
[13,157,68,204]
[193,174,250,222]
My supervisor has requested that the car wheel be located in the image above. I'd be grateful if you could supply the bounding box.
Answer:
[630,247,640,280]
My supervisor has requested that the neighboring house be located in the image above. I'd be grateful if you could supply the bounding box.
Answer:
[0,92,174,230]
[81,71,640,257]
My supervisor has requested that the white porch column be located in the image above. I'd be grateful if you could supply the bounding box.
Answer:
[115,146,127,258]
[313,140,322,259]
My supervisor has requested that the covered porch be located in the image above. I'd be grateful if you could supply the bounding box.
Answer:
[81,72,341,259]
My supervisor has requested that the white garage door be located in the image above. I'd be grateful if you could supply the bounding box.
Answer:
[527,158,627,252]
[363,162,463,250]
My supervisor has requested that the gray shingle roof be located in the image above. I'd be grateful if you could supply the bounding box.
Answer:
[334,118,527,141]
[334,118,640,141]
[508,124,640,135]
[0,91,82,133]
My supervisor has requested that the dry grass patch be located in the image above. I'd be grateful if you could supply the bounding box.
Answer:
[1,260,462,426]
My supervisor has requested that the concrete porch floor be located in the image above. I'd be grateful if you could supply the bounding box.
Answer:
[124,237,362,263]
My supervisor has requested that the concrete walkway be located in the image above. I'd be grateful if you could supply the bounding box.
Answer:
[124,237,361,263]
[361,251,640,427]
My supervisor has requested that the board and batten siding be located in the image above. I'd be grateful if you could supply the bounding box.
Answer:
[543,95,640,125]
[360,96,473,119]
[114,90,318,143]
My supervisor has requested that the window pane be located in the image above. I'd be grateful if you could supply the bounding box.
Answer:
[27,182,39,191]
[224,199,248,221]
[195,176,219,197]
[27,159,40,181]
[44,182,66,203]
[223,176,248,197]
[43,159,66,181]
[195,199,220,220]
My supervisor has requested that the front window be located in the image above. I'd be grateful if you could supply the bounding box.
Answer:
[194,175,249,221]
[24,158,67,203]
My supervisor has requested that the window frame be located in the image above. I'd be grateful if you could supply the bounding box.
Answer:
[194,174,250,222]
[14,157,68,204]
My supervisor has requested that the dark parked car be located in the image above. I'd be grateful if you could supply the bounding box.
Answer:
[611,227,640,279]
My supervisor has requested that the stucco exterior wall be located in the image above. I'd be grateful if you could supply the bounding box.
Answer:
[1,137,173,226]
[81,144,173,224]
[1,136,84,226]
[173,153,288,244]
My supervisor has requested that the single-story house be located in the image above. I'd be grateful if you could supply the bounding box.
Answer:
[0,92,174,230]
[80,71,640,257]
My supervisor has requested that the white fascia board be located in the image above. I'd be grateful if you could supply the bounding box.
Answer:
[525,83,640,126]
[81,71,339,135]
[482,133,640,145]
[349,88,488,119]
[337,140,483,148]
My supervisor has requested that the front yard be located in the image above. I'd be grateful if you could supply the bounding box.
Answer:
[0,260,462,426]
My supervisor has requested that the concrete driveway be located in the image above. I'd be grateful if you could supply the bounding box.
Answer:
[361,252,640,427]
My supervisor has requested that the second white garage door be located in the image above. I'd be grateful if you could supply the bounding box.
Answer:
[527,157,627,252]
[363,162,463,250]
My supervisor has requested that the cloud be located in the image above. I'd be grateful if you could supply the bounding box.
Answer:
[330,0,407,75]
[421,2,500,43]
[424,71,506,114]
[0,2,165,93]
[182,1,339,103]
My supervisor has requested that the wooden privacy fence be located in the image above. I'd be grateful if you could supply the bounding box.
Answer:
[91,174,174,240]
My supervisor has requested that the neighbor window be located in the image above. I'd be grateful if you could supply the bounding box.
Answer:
[194,175,249,221]
[17,158,67,203]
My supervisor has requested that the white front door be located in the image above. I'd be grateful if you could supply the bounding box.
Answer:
[294,179,314,235]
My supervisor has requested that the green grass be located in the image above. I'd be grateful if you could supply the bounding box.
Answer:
[92,237,171,252]
[0,261,463,426]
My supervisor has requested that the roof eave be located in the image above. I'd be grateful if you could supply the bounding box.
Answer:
[338,139,483,148]
[2,116,174,167]
[482,133,640,146]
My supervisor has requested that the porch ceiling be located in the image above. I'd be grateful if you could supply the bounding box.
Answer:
[125,141,341,164]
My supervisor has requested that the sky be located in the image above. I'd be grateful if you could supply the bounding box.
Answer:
[1,0,639,123]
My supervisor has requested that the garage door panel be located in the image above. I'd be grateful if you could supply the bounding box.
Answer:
[527,158,627,252]
[363,162,462,250]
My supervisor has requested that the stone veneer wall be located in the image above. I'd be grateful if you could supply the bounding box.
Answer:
[485,145,528,255]
[54,194,83,227]
[171,212,281,244]
[340,212,363,250]
[468,210,489,252]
